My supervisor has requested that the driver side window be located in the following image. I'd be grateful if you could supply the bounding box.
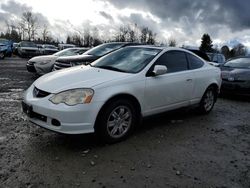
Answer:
[154,51,188,73]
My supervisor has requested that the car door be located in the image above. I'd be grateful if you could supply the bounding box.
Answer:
[144,50,194,115]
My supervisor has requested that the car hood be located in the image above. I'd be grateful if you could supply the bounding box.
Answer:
[221,67,250,80]
[56,54,98,63]
[34,66,131,93]
[29,55,57,62]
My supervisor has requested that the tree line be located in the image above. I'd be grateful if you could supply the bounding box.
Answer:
[1,11,159,47]
[0,11,248,59]
[199,33,248,59]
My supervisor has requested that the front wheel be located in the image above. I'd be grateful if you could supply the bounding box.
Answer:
[198,87,217,114]
[95,99,137,143]
[0,51,5,59]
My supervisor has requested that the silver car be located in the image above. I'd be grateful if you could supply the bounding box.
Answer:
[26,48,89,75]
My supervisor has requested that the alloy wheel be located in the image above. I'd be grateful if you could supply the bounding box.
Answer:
[106,105,132,139]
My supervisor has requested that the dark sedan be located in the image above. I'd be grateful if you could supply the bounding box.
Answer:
[221,57,250,95]
[53,42,140,71]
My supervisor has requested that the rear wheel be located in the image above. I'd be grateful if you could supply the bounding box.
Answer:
[95,99,137,143]
[198,86,217,114]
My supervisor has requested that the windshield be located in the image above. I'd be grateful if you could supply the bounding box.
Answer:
[0,39,9,44]
[86,43,125,57]
[54,48,81,56]
[224,58,250,68]
[92,47,161,73]
[20,42,37,47]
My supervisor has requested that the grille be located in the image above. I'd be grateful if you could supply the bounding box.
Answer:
[54,60,71,70]
[33,87,50,98]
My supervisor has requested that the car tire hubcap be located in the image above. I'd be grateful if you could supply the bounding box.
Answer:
[204,90,214,111]
[107,105,132,138]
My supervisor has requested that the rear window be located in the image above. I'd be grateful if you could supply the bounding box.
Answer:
[187,53,204,69]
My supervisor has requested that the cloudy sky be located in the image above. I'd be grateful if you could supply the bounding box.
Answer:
[0,0,250,48]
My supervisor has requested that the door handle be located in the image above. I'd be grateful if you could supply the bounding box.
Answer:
[186,79,192,82]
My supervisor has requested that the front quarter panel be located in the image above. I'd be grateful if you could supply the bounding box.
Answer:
[92,74,146,112]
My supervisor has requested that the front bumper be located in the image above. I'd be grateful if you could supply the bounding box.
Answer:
[26,62,36,72]
[221,80,250,95]
[22,85,104,134]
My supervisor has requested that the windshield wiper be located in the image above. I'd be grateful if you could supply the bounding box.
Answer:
[95,65,127,73]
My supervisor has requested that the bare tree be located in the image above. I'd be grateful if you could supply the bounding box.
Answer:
[21,11,38,41]
[140,27,149,43]
[231,43,247,57]
[41,25,50,43]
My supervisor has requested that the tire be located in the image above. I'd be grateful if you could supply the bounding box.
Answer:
[198,86,217,114]
[0,51,5,59]
[95,99,137,143]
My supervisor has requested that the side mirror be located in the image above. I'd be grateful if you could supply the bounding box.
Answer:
[153,65,168,76]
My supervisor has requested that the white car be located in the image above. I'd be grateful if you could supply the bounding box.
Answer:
[26,48,89,75]
[22,46,221,143]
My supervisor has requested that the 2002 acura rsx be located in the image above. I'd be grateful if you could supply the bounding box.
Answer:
[22,46,221,143]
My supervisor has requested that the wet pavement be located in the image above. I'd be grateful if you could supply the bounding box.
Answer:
[0,57,250,187]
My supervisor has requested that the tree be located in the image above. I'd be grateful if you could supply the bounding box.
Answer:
[147,30,156,45]
[221,45,230,60]
[200,33,213,52]
[66,35,72,44]
[41,25,50,43]
[231,43,247,57]
[168,38,177,47]
[21,11,38,41]
[140,27,149,43]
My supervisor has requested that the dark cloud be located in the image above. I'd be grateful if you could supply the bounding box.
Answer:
[0,0,50,33]
[100,0,250,31]
[99,11,114,22]
[1,0,31,15]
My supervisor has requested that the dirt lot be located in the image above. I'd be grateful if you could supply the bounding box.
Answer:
[0,57,250,188]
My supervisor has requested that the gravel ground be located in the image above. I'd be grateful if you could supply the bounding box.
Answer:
[0,57,250,188]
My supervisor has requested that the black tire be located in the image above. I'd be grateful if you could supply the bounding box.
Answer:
[0,51,5,59]
[198,86,217,114]
[95,99,137,143]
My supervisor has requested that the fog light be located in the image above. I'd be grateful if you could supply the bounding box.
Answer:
[51,119,61,126]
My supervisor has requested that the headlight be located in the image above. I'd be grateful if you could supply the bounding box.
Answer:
[49,89,94,106]
[39,60,51,65]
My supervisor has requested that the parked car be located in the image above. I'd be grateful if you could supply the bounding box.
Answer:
[17,41,40,57]
[221,56,250,95]
[40,44,59,55]
[27,47,89,75]
[22,46,221,143]
[0,38,13,58]
[53,42,139,70]
[207,53,226,66]
[58,44,76,51]
[0,43,7,59]
[12,42,19,55]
